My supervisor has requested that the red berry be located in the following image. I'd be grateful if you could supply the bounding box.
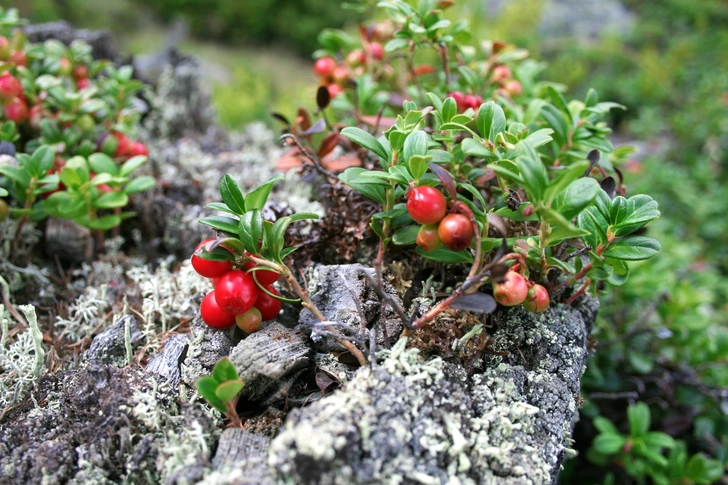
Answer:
[332,65,350,83]
[254,285,282,321]
[369,42,384,60]
[76,77,89,90]
[438,213,474,251]
[0,74,23,102]
[464,94,480,111]
[73,64,88,79]
[4,97,28,123]
[313,57,336,77]
[505,80,523,97]
[492,65,512,82]
[128,141,149,157]
[9,50,27,67]
[243,258,280,286]
[523,284,549,312]
[346,49,366,67]
[416,224,443,252]
[191,238,233,278]
[214,270,259,315]
[112,132,132,158]
[493,271,529,306]
[236,307,262,333]
[406,186,447,225]
[327,83,344,98]
[447,91,467,112]
[200,291,236,329]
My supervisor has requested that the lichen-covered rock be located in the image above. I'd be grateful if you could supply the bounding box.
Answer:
[146,334,189,387]
[84,314,142,366]
[0,362,219,484]
[228,322,311,401]
[270,300,595,485]
[180,317,232,387]
[298,264,404,352]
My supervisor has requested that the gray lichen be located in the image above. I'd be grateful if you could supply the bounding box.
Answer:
[270,299,594,485]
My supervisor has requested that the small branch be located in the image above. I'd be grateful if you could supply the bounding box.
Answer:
[440,42,451,87]
[360,267,410,329]
[280,133,338,181]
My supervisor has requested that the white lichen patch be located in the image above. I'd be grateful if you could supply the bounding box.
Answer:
[0,304,46,409]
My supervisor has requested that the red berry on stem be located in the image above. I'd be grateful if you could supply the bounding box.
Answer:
[505,80,523,97]
[492,65,512,83]
[112,132,132,158]
[464,94,480,111]
[416,224,443,252]
[406,186,447,225]
[447,91,467,112]
[327,83,343,98]
[10,50,27,67]
[73,64,88,79]
[4,97,28,123]
[438,213,474,251]
[523,284,549,313]
[493,271,529,306]
[29,104,43,128]
[254,285,282,321]
[0,74,23,101]
[128,141,149,157]
[243,258,280,286]
[191,238,233,278]
[200,291,236,329]
[76,77,89,90]
[313,57,336,77]
[236,307,263,333]
[369,42,384,60]
[332,65,350,83]
[214,270,259,315]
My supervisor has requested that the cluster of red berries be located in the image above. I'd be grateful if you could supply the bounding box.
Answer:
[446,91,484,113]
[108,131,149,159]
[493,270,550,313]
[406,186,475,252]
[0,71,26,123]
[490,65,523,98]
[313,42,385,100]
[191,239,282,332]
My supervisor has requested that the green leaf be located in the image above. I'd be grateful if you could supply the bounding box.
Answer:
[85,214,122,231]
[441,97,457,123]
[199,215,240,235]
[541,104,569,145]
[205,202,237,215]
[94,191,129,209]
[592,433,626,455]
[219,174,246,215]
[403,130,428,164]
[543,160,589,204]
[613,194,660,236]
[593,416,620,435]
[545,225,591,246]
[628,403,651,437]
[477,101,506,141]
[604,237,660,261]
[461,138,498,160]
[547,86,571,118]
[123,176,155,194]
[416,246,473,263]
[517,151,548,202]
[392,225,418,245]
[88,153,118,176]
[33,145,55,176]
[642,432,675,450]
[0,165,31,187]
[215,379,244,403]
[341,127,389,161]
[118,155,148,177]
[213,357,239,383]
[552,177,600,220]
[239,209,265,254]
[522,128,554,149]
[408,155,429,180]
[245,173,284,211]
[636,447,668,467]
[196,376,227,413]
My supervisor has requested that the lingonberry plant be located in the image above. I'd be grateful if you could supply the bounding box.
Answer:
[0,8,154,243]
[190,173,369,365]
[281,0,661,328]
[196,357,246,428]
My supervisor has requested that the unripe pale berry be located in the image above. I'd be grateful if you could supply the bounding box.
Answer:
[493,271,529,306]
[523,284,549,312]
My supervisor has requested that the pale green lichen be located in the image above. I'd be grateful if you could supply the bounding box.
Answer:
[0,304,46,409]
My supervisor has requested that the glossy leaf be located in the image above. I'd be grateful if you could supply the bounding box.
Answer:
[215,379,244,403]
[245,173,284,211]
[196,376,227,413]
[341,127,389,161]
[124,176,155,194]
[416,246,473,263]
[212,357,239,383]
[199,216,240,235]
[95,191,128,209]
[118,155,147,177]
[219,174,246,215]
[604,237,660,261]
[88,153,118,176]
[478,101,506,141]
[552,177,600,220]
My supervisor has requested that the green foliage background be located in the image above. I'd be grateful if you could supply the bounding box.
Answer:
[6,0,728,482]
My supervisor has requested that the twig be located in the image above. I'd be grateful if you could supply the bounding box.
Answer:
[280,133,338,181]
[360,267,410,328]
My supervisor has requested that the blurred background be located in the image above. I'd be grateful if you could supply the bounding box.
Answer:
[5,0,728,482]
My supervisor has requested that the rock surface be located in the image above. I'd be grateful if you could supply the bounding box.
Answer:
[270,300,594,485]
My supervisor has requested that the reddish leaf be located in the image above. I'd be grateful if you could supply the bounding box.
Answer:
[297,107,311,132]
[317,85,331,110]
[427,162,457,200]
[318,131,341,158]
